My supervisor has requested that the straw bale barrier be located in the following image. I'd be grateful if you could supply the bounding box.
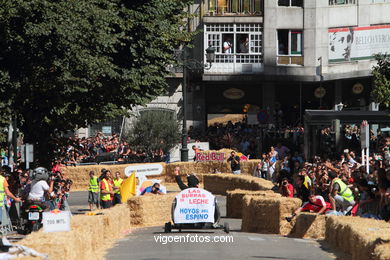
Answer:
[226,189,281,218]
[241,195,301,235]
[128,193,177,227]
[18,204,131,260]
[203,174,274,195]
[63,162,166,190]
[325,216,390,260]
[288,213,326,240]
[164,159,260,183]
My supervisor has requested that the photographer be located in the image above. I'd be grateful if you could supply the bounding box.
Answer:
[28,167,54,209]
[227,151,241,174]
[279,177,294,198]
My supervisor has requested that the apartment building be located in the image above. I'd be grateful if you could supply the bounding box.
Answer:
[87,0,390,137]
[170,0,390,130]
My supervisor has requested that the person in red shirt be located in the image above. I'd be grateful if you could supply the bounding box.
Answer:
[279,177,294,198]
[286,194,332,222]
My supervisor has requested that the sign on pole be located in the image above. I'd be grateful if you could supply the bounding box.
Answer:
[173,188,215,224]
[360,120,369,149]
[43,210,71,233]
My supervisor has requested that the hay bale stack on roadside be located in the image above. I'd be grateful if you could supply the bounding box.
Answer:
[226,189,281,218]
[241,195,301,235]
[288,213,326,240]
[128,193,177,227]
[325,216,390,260]
[203,174,274,195]
[19,204,132,260]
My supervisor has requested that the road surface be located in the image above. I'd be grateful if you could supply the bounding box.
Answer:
[105,196,336,260]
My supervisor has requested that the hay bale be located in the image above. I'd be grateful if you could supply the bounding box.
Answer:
[127,193,177,227]
[203,174,274,195]
[226,189,281,218]
[63,162,166,190]
[241,195,301,235]
[373,242,390,260]
[19,204,131,260]
[325,216,390,260]
[289,213,326,240]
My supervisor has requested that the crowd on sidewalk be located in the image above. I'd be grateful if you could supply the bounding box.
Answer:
[249,136,390,221]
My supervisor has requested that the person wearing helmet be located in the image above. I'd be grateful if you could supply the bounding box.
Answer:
[28,167,54,202]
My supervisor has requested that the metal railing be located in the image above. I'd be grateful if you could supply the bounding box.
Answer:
[207,0,263,16]
[329,0,356,5]
[215,53,263,63]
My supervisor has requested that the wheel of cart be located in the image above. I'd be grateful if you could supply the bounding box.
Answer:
[164,188,229,234]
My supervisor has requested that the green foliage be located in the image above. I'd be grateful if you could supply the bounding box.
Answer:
[125,110,180,153]
[0,0,193,165]
[371,54,390,107]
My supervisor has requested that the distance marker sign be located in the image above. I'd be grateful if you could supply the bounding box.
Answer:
[173,188,215,224]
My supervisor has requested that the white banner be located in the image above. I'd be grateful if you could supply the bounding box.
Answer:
[329,25,390,62]
[43,211,71,233]
[124,163,164,177]
[173,188,215,224]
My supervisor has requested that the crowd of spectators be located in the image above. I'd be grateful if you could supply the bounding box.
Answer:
[188,120,305,159]
[55,132,168,165]
[252,135,390,221]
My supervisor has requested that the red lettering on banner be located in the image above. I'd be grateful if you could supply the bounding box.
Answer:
[195,152,225,162]
[189,199,209,204]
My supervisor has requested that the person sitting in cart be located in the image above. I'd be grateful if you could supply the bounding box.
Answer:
[174,167,199,190]
[141,183,164,195]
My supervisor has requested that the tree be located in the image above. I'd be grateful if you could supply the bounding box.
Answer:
[0,0,193,166]
[371,54,390,107]
[125,110,180,154]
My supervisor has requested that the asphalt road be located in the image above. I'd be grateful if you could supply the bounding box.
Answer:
[105,196,337,260]
[68,191,90,213]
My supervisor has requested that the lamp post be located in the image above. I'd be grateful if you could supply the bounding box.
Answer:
[180,46,215,162]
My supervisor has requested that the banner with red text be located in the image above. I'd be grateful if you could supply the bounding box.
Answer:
[173,188,215,224]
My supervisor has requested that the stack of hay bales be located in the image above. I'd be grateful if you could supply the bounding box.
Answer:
[326,216,390,260]
[226,189,281,218]
[241,195,301,235]
[203,174,274,195]
[288,213,327,240]
[128,193,177,227]
[19,204,131,260]
[63,162,166,190]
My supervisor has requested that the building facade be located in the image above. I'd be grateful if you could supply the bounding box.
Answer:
[175,0,390,130]
[88,0,390,138]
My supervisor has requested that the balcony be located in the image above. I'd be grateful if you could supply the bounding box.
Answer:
[206,0,263,16]
[277,56,304,66]
[206,53,264,74]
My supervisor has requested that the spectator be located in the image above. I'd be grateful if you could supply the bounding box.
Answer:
[88,171,99,211]
[328,171,355,215]
[227,151,241,174]
[100,170,114,209]
[112,171,123,206]
[279,178,294,198]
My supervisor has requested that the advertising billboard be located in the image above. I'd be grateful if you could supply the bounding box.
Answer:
[329,25,390,63]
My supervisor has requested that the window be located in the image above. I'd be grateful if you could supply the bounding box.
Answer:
[371,0,390,2]
[277,29,303,65]
[205,23,263,64]
[208,0,263,15]
[329,0,356,5]
[278,0,303,6]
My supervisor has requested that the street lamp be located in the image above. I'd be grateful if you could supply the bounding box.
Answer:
[180,46,215,162]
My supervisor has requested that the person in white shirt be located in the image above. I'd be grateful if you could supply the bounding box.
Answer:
[28,167,54,202]
[223,38,233,54]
